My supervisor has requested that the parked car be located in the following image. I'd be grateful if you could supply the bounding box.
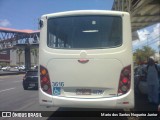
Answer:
[22,70,38,90]
[19,65,25,71]
[14,66,18,69]
[34,65,38,69]
[134,64,160,95]
[1,66,11,71]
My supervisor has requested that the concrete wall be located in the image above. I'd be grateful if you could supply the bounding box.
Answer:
[10,49,38,66]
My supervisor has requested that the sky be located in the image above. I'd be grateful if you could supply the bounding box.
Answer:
[133,23,160,53]
[0,0,159,52]
[0,0,114,30]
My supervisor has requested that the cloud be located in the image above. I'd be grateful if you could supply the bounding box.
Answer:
[0,19,11,27]
[136,23,160,44]
[151,24,160,48]
[133,23,160,52]
[132,39,140,46]
[150,23,160,40]
[157,41,160,46]
[153,23,160,35]
[137,29,150,41]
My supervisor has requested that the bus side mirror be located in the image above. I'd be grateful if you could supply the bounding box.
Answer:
[39,20,43,29]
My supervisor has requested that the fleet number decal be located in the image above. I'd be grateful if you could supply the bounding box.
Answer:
[52,82,64,87]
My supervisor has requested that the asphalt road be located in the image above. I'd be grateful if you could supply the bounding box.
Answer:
[0,75,158,120]
[0,75,55,120]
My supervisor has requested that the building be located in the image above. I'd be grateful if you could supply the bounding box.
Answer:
[0,50,10,66]
[10,48,39,66]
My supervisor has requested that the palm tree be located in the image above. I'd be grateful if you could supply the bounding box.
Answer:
[31,48,39,65]
[133,46,156,64]
[16,48,23,66]
[142,46,155,60]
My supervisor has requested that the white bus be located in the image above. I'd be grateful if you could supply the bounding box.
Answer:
[39,10,134,109]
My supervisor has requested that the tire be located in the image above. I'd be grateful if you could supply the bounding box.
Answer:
[23,83,28,90]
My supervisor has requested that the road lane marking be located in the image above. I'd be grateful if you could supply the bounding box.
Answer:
[0,88,15,93]
[13,80,22,83]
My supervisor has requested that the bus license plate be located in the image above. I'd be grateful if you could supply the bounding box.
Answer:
[76,89,91,95]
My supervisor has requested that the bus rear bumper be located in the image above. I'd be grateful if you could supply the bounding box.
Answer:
[39,89,134,109]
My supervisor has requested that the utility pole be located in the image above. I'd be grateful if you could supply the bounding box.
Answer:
[145,33,150,61]
[145,33,149,47]
[158,43,160,63]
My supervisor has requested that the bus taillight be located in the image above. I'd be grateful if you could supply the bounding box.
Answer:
[122,78,128,84]
[118,65,131,96]
[40,65,52,95]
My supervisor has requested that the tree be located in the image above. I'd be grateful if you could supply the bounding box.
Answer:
[143,46,156,60]
[133,46,156,64]
[31,48,39,65]
[16,48,23,66]
[133,49,143,64]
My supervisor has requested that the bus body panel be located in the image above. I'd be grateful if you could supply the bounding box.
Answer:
[39,10,134,108]
[39,88,134,108]
[47,58,122,98]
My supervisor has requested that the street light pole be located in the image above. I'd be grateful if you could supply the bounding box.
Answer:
[145,33,149,47]
[158,43,160,63]
[145,33,150,61]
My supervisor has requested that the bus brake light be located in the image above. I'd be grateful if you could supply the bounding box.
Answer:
[118,65,131,96]
[40,65,52,95]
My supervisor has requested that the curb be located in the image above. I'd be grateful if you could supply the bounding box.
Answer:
[0,72,25,76]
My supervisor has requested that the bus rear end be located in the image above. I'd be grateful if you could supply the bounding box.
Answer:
[39,10,134,109]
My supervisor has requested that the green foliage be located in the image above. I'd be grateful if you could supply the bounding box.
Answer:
[133,46,156,64]
[31,48,38,57]
[0,62,8,67]
[31,48,39,65]
[16,48,23,66]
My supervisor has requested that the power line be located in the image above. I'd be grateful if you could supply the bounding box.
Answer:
[133,34,159,47]
[133,39,159,52]
[133,35,160,51]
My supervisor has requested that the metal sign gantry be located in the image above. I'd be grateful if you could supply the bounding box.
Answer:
[112,0,160,32]
[112,0,160,40]
[0,27,39,70]
[0,27,39,51]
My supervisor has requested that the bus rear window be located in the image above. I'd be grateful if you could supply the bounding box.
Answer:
[47,15,122,49]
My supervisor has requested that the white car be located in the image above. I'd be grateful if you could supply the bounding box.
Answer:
[18,66,25,71]
[34,65,38,69]
[1,66,10,71]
